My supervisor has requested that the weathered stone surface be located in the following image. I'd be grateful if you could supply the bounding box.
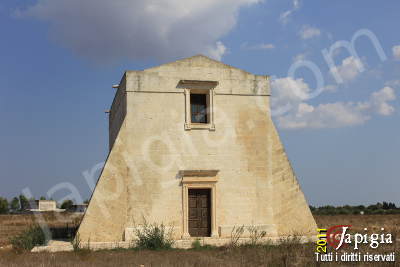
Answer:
[76,55,317,243]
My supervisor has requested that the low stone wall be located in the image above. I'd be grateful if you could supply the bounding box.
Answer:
[218,224,278,238]
[32,235,316,252]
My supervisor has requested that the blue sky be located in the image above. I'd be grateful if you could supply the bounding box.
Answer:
[0,0,399,206]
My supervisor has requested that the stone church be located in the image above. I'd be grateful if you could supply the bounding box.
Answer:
[77,55,317,245]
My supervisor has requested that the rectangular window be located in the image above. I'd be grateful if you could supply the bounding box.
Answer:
[190,93,208,123]
[181,80,216,131]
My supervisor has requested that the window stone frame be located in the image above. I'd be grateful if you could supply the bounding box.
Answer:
[181,80,217,131]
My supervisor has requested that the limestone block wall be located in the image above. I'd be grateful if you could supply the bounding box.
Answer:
[121,92,274,231]
[77,120,129,242]
[269,123,317,236]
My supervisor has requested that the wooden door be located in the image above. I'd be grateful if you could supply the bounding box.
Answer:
[188,189,211,237]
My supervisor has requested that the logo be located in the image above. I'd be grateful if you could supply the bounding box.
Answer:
[326,225,351,250]
[315,225,396,263]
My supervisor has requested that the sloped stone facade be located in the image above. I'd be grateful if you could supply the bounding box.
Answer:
[77,55,317,243]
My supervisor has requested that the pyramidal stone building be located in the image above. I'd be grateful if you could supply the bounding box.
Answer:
[77,55,317,246]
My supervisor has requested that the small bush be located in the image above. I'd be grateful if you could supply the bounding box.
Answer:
[71,232,81,251]
[135,222,174,250]
[278,234,302,248]
[191,239,202,249]
[247,225,266,246]
[10,225,46,251]
[229,225,244,248]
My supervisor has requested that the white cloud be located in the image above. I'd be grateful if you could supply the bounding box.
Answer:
[392,45,400,60]
[299,25,321,39]
[206,41,227,61]
[271,77,396,129]
[369,86,396,115]
[242,42,275,50]
[271,77,337,109]
[277,102,370,129]
[270,77,310,114]
[16,0,260,64]
[279,0,300,24]
[330,56,364,83]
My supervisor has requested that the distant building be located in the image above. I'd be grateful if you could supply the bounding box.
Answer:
[28,200,62,212]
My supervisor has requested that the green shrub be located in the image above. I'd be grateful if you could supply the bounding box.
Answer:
[0,197,9,214]
[312,202,399,215]
[135,222,174,250]
[10,225,46,251]
[61,199,74,210]
[191,239,202,249]
[10,197,20,212]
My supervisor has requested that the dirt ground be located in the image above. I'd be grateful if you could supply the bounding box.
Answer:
[0,214,398,266]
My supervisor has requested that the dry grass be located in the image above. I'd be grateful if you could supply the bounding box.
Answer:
[0,213,81,246]
[0,241,397,266]
[0,214,398,266]
[0,244,317,267]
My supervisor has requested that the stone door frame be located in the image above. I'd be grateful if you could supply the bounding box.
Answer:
[180,170,219,239]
